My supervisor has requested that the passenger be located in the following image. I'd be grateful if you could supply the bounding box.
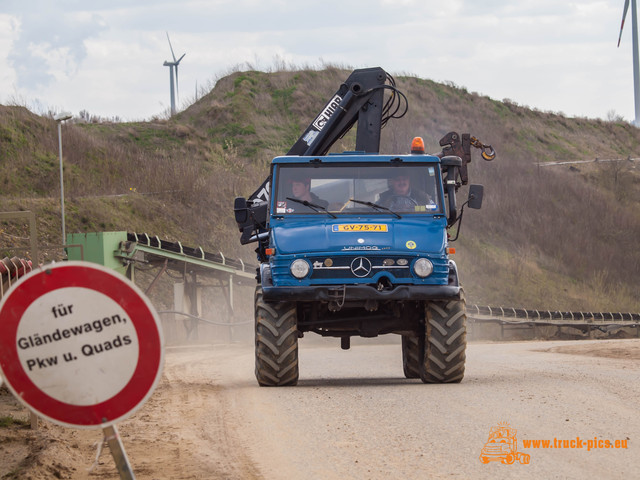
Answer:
[378,173,433,211]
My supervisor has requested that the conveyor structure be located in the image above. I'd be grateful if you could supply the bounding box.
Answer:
[66,232,257,340]
[117,232,256,286]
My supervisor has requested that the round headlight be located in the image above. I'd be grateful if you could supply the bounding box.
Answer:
[413,258,433,278]
[290,259,310,279]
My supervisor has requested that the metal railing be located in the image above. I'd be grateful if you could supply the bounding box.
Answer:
[0,256,33,299]
[468,304,640,322]
[467,304,640,339]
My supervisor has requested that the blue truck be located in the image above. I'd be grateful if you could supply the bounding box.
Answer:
[234,68,494,386]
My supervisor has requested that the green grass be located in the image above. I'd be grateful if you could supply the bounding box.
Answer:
[0,415,29,428]
[271,86,297,111]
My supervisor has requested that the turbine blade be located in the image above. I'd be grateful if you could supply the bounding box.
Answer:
[618,0,630,47]
[166,31,177,62]
[176,53,186,65]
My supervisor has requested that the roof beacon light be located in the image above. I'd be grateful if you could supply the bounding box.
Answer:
[411,136,425,154]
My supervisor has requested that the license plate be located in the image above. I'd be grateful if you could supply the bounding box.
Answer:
[332,224,388,232]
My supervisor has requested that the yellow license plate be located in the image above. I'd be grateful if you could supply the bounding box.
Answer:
[332,224,388,232]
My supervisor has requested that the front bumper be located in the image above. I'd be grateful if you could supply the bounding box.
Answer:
[262,283,461,302]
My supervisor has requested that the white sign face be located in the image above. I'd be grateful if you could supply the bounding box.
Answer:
[0,261,164,428]
[16,287,139,406]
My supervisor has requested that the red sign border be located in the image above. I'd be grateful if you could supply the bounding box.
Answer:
[0,262,164,428]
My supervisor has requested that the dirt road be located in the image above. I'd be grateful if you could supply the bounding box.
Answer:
[1,338,638,479]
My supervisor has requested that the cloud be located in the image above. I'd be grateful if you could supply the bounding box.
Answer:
[0,1,635,121]
[6,2,108,89]
[0,15,19,90]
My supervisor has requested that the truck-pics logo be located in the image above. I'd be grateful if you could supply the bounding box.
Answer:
[480,422,531,465]
[312,94,342,130]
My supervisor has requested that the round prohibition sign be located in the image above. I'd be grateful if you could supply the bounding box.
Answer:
[0,261,164,428]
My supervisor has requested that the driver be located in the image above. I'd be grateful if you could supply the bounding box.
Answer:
[290,177,328,208]
[378,173,432,211]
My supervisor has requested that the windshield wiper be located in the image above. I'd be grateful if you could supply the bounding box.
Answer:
[286,197,337,218]
[349,199,401,219]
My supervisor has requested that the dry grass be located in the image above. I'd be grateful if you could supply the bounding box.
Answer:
[2,68,640,312]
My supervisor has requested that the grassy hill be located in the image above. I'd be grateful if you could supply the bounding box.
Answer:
[1,67,640,312]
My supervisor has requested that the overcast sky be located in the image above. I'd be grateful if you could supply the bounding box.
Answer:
[0,1,636,122]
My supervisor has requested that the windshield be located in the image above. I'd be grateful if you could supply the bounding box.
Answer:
[274,163,442,215]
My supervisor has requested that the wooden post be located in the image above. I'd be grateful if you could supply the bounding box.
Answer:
[30,412,38,430]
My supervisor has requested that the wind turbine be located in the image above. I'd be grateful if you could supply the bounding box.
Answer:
[163,32,185,116]
[618,0,640,125]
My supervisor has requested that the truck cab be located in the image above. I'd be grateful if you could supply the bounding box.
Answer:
[263,154,459,300]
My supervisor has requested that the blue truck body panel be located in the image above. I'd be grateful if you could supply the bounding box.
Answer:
[263,154,457,298]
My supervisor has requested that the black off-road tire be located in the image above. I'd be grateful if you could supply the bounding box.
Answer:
[254,287,299,386]
[420,295,467,384]
[401,334,422,379]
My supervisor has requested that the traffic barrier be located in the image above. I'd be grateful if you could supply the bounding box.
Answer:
[467,304,640,339]
[0,256,33,299]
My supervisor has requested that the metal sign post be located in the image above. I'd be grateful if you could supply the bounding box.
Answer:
[103,423,136,480]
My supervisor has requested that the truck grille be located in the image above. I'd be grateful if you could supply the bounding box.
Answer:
[308,255,412,280]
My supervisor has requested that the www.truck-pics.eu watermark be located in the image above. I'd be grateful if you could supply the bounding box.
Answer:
[522,437,628,451]
[480,422,629,465]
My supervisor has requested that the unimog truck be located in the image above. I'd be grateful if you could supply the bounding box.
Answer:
[234,67,494,386]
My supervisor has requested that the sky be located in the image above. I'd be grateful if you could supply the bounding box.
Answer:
[0,0,637,122]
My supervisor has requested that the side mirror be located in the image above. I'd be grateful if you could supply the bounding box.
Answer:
[234,197,248,224]
[468,184,484,209]
[440,155,462,167]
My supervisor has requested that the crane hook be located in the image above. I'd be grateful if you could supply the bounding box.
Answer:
[481,146,496,161]
[470,136,496,161]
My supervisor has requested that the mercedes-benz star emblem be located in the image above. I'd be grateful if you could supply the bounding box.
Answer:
[350,257,372,277]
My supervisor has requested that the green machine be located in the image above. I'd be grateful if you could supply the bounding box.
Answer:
[67,231,128,275]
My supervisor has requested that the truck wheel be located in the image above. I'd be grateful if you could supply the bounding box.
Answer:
[254,287,299,386]
[420,295,467,384]
[401,334,422,379]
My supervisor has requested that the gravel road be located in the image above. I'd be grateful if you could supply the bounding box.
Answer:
[2,338,638,479]
[156,338,638,480]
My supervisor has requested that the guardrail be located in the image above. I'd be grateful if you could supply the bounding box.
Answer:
[0,257,33,299]
[468,304,640,322]
[467,304,640,339]
[0,211,38,301]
